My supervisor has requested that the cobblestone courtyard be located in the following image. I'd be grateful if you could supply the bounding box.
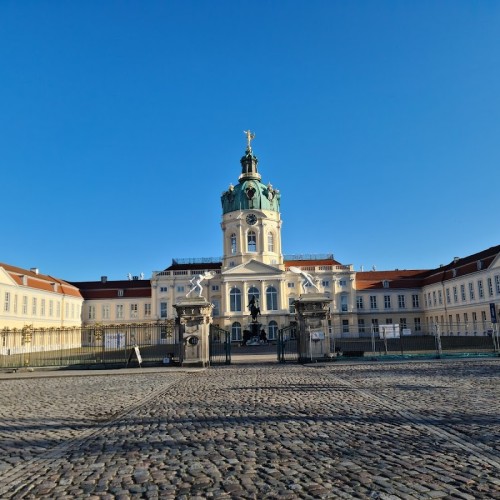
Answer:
[0,358,499,499]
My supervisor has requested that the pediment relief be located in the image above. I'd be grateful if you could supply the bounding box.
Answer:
[223,259,283,277]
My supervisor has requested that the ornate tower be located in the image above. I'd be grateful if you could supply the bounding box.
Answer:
[220,131,284,271]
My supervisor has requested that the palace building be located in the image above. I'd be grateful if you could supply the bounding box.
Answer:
[1,134,499,340]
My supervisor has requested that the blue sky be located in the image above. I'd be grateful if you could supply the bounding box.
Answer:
[1,1,499,281]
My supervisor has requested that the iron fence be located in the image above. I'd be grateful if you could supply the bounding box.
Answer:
[0,322,182,370]
[328,321,499,360]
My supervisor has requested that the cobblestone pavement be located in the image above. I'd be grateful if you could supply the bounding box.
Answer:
[0,359,499,499]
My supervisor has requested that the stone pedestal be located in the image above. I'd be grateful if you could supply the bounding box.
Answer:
[294,293,332,362]
[174,297,213,367]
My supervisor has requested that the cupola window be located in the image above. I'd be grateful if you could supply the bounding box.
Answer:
[247,230,257,252]
[230,233,237,254]
[267,232,274,252]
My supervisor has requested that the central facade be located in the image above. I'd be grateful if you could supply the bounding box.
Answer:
[151,135,356,342]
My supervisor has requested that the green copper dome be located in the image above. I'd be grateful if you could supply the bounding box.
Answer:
[221,144,281,215]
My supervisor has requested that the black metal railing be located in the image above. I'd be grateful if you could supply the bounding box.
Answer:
[0,322,181,370]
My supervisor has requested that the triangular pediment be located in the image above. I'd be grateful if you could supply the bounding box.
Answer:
[0,266,18,286]
[223,259,283,277]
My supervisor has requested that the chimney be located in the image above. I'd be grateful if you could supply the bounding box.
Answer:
[101,276,108,283]
[453,257,460,264]
[30,267,39,275]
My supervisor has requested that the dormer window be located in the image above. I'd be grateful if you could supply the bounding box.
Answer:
[477,260,482,271]
[118,289,124,297]
[382,280,389,288]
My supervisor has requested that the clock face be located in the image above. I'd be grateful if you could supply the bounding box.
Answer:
[246,213,257,225]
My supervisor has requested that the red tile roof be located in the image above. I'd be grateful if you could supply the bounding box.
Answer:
[0,263,82,298]
[70,280,152,299]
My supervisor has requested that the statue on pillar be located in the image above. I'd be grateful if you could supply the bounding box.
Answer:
[186,271,215,298]
[289,266,321,294]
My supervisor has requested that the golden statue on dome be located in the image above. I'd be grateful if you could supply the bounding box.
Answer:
[243,130,255,151]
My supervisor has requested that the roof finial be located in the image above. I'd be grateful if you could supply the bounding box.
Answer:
[243,130,255,152]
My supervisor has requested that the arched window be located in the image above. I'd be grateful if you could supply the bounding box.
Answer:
[268,320,278,341]
[266,285,278,310]
[230,233,237,254]
[247,230,257,252]
[230,287,242,312]
[267,232,274,252]
[247,286,260,308]
[231,322,242,342]
[211,299,220,317]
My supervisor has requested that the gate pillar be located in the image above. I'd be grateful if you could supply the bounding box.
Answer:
[174,298,213,367]
[294,294,332,363]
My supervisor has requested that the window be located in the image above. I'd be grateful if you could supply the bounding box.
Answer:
[22,296,28,315]
[478,280,484,299]
[230,233,237,254]
[160,302,168,318]
[288,282,295,288]
[370,296,377,309]
[342,319,349,333]
[177,286,185,293]
[385,318,393,325]
[460,284,466,302]
[468,282,475,301]
[288,297,295,313]
[358,319,365,333]
[230,287,241,312]
[266,286,278,310]
[268,320,278,341]
[481,310,487,321]
[41,299,46,316]
[212,299,220,316]
[212,285,219,291]
[88,305,95,320]
[340,295,348,312]
[247,230,257,252]
[453,286,458,303]
[267,232,274,252]
[322,280,330,287]
[400,318,407,329]
[339,280,347,287]
[356,296,364,309]
[438,290,442,305]
[56,302,61,318]
[495,275,500,294]
[371,319,379,333]
[412,294,419,308]
[14,295,18,314]
[446,288,451,304]
[432,291,436,306]
[71,303,75,319]
[49,300,53,317]
[102,305,110,319]
[231,322,242,342]
[160,287,168,292]
[414,318,421,331]
[130,303,138,319]
[397,295,405,309]
[384,295,391,309]
[144,303,151,317]
[247,286,260,308]
[116,305,124,319]
[32,298,37,316]
[4,292,10,312]
[488,278,493,297]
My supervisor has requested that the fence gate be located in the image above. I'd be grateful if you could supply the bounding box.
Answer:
[277,324,299,363]
[209,324,231,365]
